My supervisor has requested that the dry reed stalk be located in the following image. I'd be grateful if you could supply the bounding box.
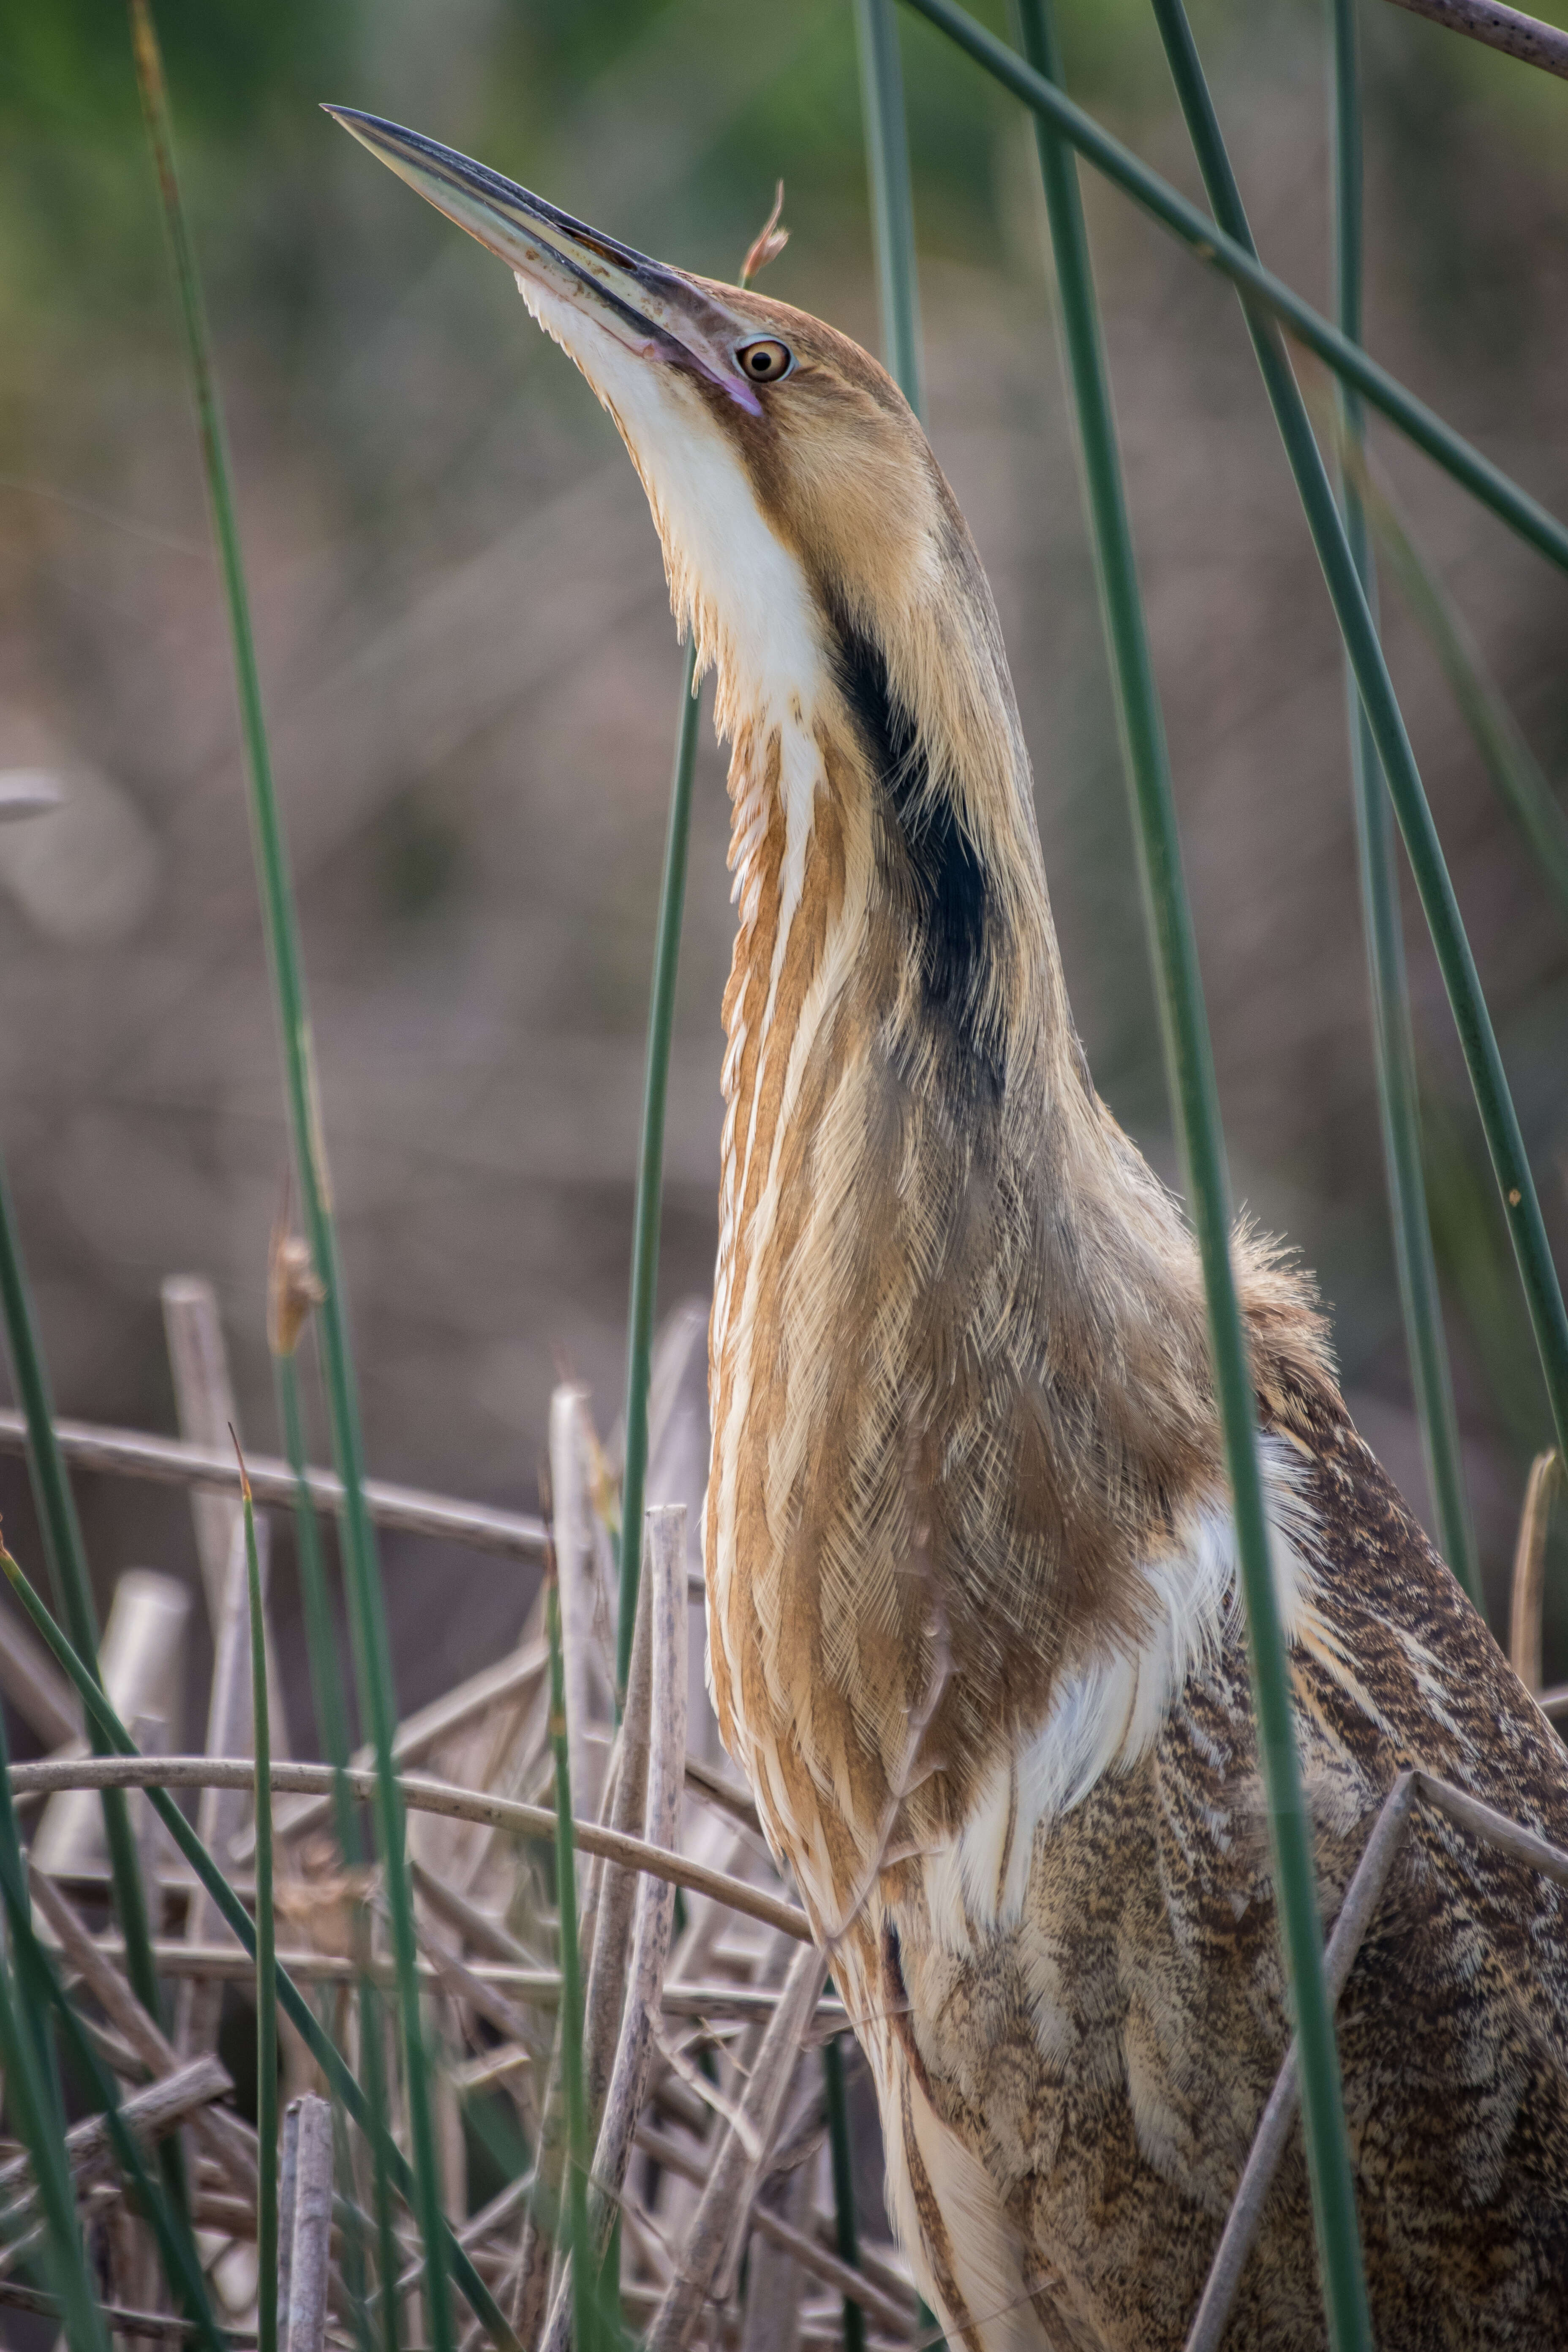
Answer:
[551,1384,610,1838]
[12,1755,811,1940]
[543,1505,689,2352]
[580,1503,660,2134]
[1380,0,1568,76]
[280,2095,333,2352]
[0,1602,78,1750]
[0,1407,549,1561]
[177,1513,263,2058]
[0,2054,230,2218]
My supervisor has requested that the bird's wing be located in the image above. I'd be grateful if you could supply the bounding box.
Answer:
[869,1380,1568,2350]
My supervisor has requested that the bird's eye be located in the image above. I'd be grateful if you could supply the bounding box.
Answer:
[737,338,793,384]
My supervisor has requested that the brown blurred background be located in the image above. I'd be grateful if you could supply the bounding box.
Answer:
[2,0,1566,1765]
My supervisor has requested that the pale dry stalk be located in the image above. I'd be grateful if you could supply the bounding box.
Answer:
[542,1504,689,2352]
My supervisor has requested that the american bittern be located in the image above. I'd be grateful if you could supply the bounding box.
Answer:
[332,112,1568,2351]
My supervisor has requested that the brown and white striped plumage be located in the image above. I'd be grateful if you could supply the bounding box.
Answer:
[336,121,1568,2349]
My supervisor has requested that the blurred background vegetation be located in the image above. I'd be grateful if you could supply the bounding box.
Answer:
[1,0,1565,1755]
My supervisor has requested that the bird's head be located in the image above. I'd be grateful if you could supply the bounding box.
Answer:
[326,109,1029,835]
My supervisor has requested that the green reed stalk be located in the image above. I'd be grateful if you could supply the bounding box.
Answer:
[855,0,926,420]
[837,45,927,2338]
[1328,0,1480,1605]
[616,647,701,1698]
[0,1546,521,2352]
[896,0,1568,577]
[239,1456,278,2352]
[0,1157,163,2050]
[1007,3,1372,2343]
[1147,0,1568,1465]
[546,1557,596,2349]
[822,2036,866,2352]
[126,8,451,2335]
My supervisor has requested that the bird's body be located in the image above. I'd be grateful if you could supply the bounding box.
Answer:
[334,114,1568,2348]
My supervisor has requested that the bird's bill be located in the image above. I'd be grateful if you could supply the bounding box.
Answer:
[324,108,765,414]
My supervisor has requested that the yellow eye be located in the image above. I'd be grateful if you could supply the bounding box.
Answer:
[737,338,793,384]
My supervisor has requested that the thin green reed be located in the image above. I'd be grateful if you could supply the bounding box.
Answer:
[844,30,926,2341]
[241,1454,278,2352]
[855,0,926,421]
[1143,0,1568,1453]
[126,6,451,2337]
[897,0,1568,578]
[0,1156,162,2039]
[0,1549,522,2352]
[1003,1,1371,2341]
[1328,0,1480,1604]
[616,650,701,1698]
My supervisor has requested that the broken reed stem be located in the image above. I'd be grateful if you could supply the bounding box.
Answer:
[125,10,452,2333]
[545,1550,595,2350]
[1508,1451,1561,1692]
[240,1448,279,2352]
[272,1348,355,1812]
[617,646,701,1699]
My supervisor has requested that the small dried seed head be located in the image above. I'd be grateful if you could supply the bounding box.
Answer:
[268,1224,325,1357]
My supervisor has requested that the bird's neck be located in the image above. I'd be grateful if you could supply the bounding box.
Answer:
[702,586,1244,1887]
